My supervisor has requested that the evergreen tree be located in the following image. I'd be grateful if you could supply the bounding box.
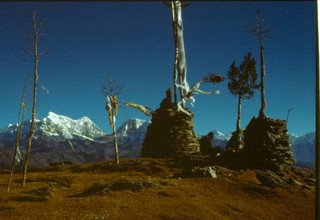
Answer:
[227,53,258,132]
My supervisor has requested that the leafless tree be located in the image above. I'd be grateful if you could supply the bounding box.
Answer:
[22,11,47,186]
[7,78,31,193]
[165,1,189,108]
[101,77,124,164]
[286,107,295,125]
[248,10,272,118]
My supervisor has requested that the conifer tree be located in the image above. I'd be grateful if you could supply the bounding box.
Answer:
[227,53,258,132]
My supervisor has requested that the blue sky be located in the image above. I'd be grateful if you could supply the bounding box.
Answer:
[0,2,315,135]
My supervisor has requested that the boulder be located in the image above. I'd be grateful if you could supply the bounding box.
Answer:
[255,169,288,188]
[190,166,217,178]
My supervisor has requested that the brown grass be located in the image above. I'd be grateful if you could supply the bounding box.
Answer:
[0,158,315,219]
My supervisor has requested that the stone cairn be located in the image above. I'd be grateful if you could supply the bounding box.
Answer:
[225,130,244,153]
[141,89,205,167]
[242,116,294,174]
[224,130,245,168]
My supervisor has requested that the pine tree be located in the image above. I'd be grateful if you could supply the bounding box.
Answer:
[227,53,258,132]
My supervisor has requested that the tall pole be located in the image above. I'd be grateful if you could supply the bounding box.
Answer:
[171,1,178,106]
[7,96,27,193]
[22,12,39,186]
[236,95,242,132]
[174,1,188,108]
[112,111,119,164]
[259,44,267,118]
[248,10,271,118]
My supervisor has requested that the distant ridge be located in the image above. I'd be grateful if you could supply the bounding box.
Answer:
[0,112,315,168]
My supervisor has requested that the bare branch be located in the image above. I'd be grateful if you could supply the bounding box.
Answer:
[247,9,272,43]
[100,76,124,97]
[163,1,189,8]
[39,48,50,57]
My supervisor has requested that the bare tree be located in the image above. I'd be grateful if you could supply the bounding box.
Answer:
[7,79,31,193]
[165,1,189,108]
[248,10,272,118]
[101,77,124,164]
[177,73,224,116]
[286,107,295,125]
[22,11,47,186]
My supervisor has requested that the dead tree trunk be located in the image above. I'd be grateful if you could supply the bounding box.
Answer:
[22,12,40,187]
[111,115,119,164]
[105,96,119,164]
[259,45,267,118]
[236,95,242,132]
[248,10,271,118]
[173,1,188,108]
[7,84,29,193]
[286,107,294,125]
[101,78,123,164]
[170,1,178,106]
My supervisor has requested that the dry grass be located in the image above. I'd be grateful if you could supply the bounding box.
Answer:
[0,158,315,219]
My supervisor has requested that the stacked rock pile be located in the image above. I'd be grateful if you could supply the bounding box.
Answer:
[243,116,294,173]
[141,89,201,161]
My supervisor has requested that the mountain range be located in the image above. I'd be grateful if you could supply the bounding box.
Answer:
[0,112,315,169]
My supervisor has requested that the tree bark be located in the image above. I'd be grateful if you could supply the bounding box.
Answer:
[112,114,119,164]
[236,95,242,132]
[22,12,39,187]
[173,1,187,108]
[171,1,178,106]
[259,45,267,118]
[7,95,27,193]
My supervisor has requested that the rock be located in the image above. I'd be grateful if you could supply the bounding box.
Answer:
[190,166,217,178]
[225,130,244,153]
[199,132,214,155]
[291,179,303,186]
[141,89,201,159]
[243,117,294,173]
[255,170,288,188]
[223,130,245,169]
[306,177,316,185]
[208,167,217,178]
[302,184,313,192]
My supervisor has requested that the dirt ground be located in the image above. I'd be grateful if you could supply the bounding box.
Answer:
[0,158,315,219]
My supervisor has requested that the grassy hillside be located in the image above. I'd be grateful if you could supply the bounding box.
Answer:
[0,158,315,219]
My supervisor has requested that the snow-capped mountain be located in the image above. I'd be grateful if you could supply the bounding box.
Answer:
[209,130,232,148]
[290,132,315,167]
[117,118,150,144]
[0,112,105,142]
[0,113,146,169]
[0,113,315,169]
[198,130,232,149]
[40,112,105,140]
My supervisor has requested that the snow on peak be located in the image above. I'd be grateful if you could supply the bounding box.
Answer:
[44,111,73,124]
[41,112,104,139]
[116,118,150,144]
[210,130,231,140]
